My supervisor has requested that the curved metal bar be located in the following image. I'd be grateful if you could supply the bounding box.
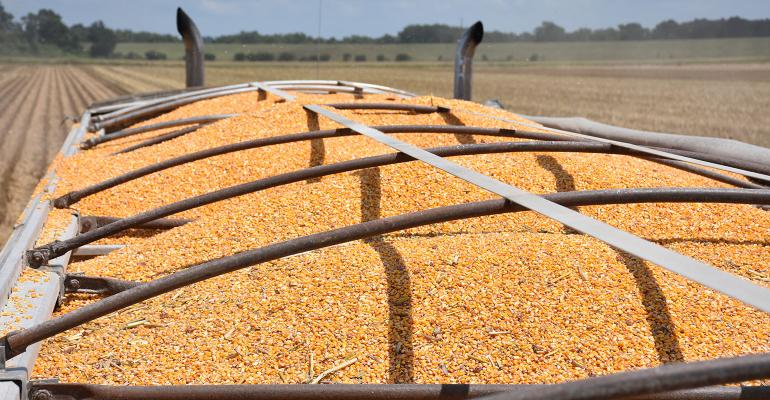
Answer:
[92,83,250,123]
[63,274,140,296]
[38,140,767,267]
[271,85,385,95]
[327,103,446,113]
[93,86,260,133]
[79,216,192,234]
[90,80,416,128]
[267,80,417,98]
[477,353,770,400]
[653,159,763,189]
[55,125,563,208]
[82,114,236,149]
[42,141,610,261]
[26,383,770,400]
[10,187,770,358]
[58,123,759,209]
[177,7,204,88]
[93,98,441,134]
[111,123,212,155]
[454,21,484,100]
[659,146,770,180]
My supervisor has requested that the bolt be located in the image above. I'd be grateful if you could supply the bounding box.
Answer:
[31,389,53,400]
[68,279,81,290]
[26,250,49,268]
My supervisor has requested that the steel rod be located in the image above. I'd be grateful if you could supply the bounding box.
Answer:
[325,103,446,113]
[57,125,759,209]
[55,126,566,208]
[72,245,125,256]
[79,216,192,234]
[27,383,770,400]
[38,141,766,264]
[111,123,210,155]
[653,159,763,189]
[477,353,770,400]
[43,141,615,258]
[81,114,235,149]
[91,83,249,123]
[10,187,770,358]
[63,274,139,296]
[93,86,260,132]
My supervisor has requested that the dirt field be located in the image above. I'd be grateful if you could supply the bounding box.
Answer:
[88,61,770,146]
[0,65,125,244]
[1,61,769,246]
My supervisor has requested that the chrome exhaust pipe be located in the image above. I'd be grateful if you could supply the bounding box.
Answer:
[176,7,204,87]
[454,21,484,100]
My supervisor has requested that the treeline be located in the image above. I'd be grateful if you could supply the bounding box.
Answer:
[2,0,770,59]
[0,3,179,57]
[210,17,770,44]
[231,52,412,62]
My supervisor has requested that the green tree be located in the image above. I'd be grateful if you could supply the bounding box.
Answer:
[618,23,647,40]
[87,21,116,57]
[21,9,80,52]
[652,19,680,39]
[534,21,566,42]
[0,1,17,33]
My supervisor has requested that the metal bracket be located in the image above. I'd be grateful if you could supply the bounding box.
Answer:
[63,274,140,296]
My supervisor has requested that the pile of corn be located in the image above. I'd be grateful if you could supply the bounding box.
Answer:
[26,89,769,385]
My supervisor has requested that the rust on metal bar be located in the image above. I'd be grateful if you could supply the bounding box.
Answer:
[63,274,140,296]
[79,216,192,234]
[26,382,770,400]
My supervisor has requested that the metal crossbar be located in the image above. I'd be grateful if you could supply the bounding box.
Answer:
[299,102,770,313]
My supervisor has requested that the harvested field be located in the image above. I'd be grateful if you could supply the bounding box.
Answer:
[88,62,770,147]
[0,65,125,244]
[23,89,769,385]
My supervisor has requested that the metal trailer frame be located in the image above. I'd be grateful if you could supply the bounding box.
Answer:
[0,78,768,400]
[1,12,770,400]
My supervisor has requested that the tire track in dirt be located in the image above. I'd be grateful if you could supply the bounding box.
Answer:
[72,66,117,102]
[61,67,92,108]
[58,67,82,121]
[80,65,122,99]
[0,66,24,92]
[0,67,48,235]
[77,65,128,99]
[66,67,101,102]
[0,70,35,116]
[43,68,67,165]
[61,67,93,120]
[0,64,162,245]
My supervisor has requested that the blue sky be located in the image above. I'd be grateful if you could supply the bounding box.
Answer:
[4,0,770,38]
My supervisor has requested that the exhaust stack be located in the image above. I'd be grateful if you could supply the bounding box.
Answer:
[454,21,484,100]
[176,7,204,88]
